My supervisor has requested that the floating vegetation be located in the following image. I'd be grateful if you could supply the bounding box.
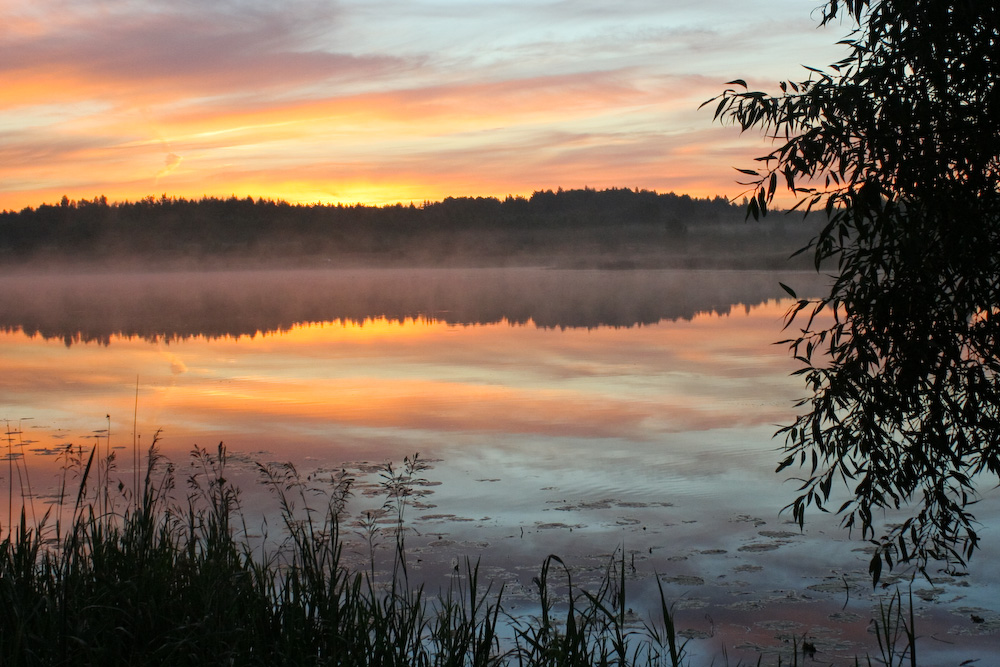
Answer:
[732,564,764,573]
[0,444,704,667]
[730,514,767,527]
[737,543,781,552]
[660,575,705,586]
[0,441,983,665]
[757,530,799,539]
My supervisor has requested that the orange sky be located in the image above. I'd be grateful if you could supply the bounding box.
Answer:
[1,0,847,211]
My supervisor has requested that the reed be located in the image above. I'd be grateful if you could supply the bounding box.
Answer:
[871,588,918,667]
[0,442,920,666]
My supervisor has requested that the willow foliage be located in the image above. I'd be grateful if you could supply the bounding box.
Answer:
[706,0,1000,581]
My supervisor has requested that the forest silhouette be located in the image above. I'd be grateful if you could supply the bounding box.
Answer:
[0,187,818,269]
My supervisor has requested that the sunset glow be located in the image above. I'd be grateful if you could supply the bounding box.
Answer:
[1,0,847,210]
[0,302,801,464]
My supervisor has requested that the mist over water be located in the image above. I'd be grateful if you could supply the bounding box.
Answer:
[0,267,829,345]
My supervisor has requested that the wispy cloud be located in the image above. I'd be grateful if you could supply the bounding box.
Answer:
[0,0,846,209]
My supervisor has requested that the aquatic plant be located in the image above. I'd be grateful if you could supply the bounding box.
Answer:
[0,442,927,666]
[0,442,698,666]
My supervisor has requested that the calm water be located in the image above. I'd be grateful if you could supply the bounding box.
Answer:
[1,267,997,664]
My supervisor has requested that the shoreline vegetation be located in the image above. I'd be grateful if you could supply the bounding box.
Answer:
[1,444,921,666]
[0,188,821,271]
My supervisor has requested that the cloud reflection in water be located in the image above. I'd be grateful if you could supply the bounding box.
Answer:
[3,267,996,663]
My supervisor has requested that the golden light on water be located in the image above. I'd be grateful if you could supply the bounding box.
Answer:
[0,302,799,463]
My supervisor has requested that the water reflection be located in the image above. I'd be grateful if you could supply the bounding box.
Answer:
[0,267,828,344]
[1,268,997,664]
[0,302,805,463]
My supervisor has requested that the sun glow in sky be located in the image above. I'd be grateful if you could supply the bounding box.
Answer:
[1,0,846,210]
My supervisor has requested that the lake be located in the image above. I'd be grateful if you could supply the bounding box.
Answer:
[1,266,998,664]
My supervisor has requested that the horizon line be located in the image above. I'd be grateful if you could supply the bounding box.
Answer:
[5,186,742,214]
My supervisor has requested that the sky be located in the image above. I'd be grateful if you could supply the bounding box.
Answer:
[1,0,849,210]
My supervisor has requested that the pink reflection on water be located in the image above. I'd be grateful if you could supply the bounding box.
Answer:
[1,300,998,664]
[0,302,800,459]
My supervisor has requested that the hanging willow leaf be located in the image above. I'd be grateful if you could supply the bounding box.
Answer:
[705,0,1000,583]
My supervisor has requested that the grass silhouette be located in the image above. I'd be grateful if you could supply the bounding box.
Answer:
[0,440,917,666]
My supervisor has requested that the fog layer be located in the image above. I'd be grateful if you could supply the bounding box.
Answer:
[1,268,829,345]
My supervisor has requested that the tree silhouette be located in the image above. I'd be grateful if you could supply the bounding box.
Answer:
[0,189,739,262]
[707,0,1000,581]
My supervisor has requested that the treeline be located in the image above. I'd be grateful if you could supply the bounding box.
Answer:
[0,187,808,267]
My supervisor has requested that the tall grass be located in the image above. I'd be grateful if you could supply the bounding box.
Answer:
[0,442,923,666]
[0,442,699,667]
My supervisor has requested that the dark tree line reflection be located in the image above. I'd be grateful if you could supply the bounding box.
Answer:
[0,268,828,346]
